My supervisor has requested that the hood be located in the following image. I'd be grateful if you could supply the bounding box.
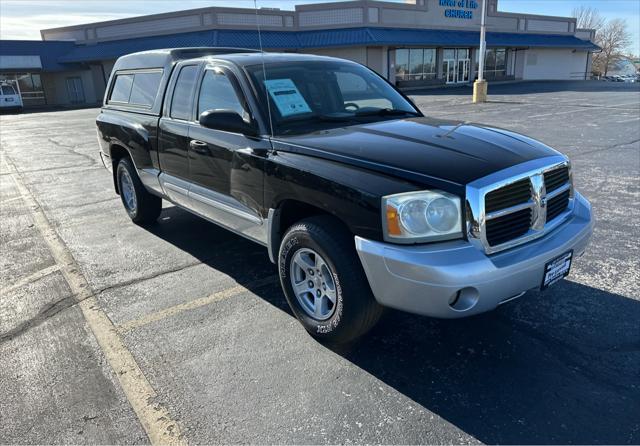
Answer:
[272,117,561,187]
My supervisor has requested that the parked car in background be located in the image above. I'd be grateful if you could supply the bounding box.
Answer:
[97,48,593,343]
[0,83,23,112]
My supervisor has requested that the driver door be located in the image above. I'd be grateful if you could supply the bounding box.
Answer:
[187,65,267,241]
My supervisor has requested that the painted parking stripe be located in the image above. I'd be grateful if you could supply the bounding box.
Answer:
[117,275,278,333]
[4,156,186,446]
[1,264,61,295]
[617,117,640,124]
[528,107,589,119]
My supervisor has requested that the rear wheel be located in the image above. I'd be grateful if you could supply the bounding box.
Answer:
[278,216,383,344]
[116,158,161,226]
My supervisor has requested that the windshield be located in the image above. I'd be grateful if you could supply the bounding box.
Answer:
[245,60,421,135]
[1,85,17,95]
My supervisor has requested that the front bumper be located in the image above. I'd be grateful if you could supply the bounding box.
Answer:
[355,192,593,318]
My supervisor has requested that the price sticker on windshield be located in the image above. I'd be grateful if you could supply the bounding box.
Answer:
[264,79,311,117]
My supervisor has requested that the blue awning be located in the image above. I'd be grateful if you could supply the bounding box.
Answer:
[3,26,599,66]
[0,40,79,71]
[364,27,599,49]
[56,29,302,63]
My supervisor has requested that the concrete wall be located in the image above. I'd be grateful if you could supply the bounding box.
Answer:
[41,0,578,44]
[101,60,117,80]
[523,49,589,80]
[89,64,107,102]
[365,46,384,75]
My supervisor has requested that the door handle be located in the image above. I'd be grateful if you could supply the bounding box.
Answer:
[189,140,209,154]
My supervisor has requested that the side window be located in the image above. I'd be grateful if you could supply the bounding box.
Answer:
[109,74,134,103]
[197,70,246,118]
[129,72,162,107]
[170,65,199,120]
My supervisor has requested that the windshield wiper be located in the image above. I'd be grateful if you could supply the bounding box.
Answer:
[316,113,359,122]
[354,108,421,118]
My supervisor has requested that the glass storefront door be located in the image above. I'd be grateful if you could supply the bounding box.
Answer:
[445,59,456,83]
[443,48,470,84]
[458,59,470,83]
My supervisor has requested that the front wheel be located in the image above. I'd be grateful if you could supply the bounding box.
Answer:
[278,216,383,344]
[116,158,162,226]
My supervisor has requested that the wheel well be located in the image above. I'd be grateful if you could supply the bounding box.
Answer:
[110,145,130,194]
[269,199,353,263]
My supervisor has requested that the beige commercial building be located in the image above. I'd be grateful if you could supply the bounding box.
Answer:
[1,0,598,108]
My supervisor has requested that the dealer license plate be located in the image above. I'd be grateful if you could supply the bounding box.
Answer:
[541,251,573,290]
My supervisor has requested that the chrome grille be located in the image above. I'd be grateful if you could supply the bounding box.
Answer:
[466,158,574,254]
[544,166,570,193]
[546,189,571,222]
[486,208,532,246]
[485,178,531,213]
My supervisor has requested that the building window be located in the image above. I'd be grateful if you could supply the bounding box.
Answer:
[395,49,409,81]
[395,48,436,81]
[476,48,508,79]
[17,73,45,104]
[0,73,46,106]
[409,49,423,80]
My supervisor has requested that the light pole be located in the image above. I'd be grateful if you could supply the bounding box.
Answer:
[473,0,488,103]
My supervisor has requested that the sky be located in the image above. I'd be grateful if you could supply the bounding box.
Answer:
[1,0,638,54]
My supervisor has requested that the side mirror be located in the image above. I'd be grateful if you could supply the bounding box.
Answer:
[199,109,257,136]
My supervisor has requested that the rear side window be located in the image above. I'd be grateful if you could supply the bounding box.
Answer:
[129,72,162,107]
[1,85,17,95]
[108,71,162,107]
[110,74,134,103]
[170,65,199,120]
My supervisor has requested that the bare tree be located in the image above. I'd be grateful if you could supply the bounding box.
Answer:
[572,6,605,30]
[593,19,633,76]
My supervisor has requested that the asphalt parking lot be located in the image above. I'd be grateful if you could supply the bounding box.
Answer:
[1,80,639,444]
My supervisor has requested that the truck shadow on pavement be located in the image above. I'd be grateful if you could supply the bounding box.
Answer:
[342,282,640,444]
[150,205,639,445]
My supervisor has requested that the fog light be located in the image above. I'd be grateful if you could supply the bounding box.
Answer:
[448,287,479,311]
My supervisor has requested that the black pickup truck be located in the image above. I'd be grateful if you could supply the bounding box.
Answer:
[97,48,593,343]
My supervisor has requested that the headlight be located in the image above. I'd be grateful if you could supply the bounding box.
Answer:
[382,190,462,243]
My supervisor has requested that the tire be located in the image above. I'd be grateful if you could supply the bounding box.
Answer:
[278,215,383,344]
[116,158,161,226]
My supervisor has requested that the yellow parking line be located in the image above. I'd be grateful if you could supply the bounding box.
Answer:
[6,156,186,446]
[117,275,278,333]
[1,264,61,295]
[0,195,25,204]
[617,117,640,124]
